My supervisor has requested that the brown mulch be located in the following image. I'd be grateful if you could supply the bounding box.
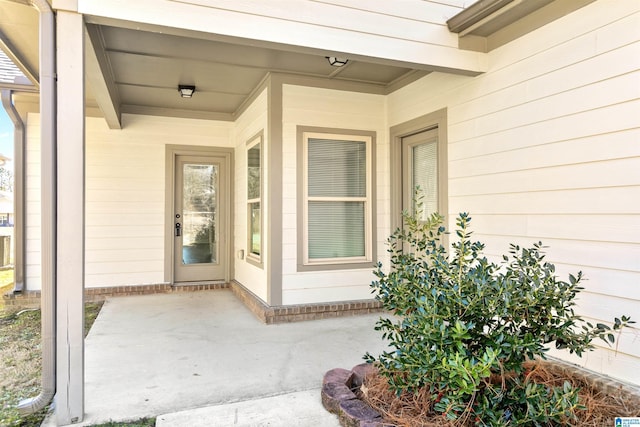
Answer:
[360,361,640,427]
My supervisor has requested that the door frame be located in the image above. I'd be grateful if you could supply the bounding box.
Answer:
[389,109,448,234]
[165,145,234,284]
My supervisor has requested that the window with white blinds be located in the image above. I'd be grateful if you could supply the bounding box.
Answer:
[303,132,372,265]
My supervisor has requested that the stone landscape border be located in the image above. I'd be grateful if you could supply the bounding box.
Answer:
[322,360,640,427]
[322,363,383,427]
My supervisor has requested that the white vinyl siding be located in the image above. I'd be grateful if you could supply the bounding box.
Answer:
[20,0,638,389]
[76,0,485,75]
[388,0,640,385]
[234,88,269,302]
[24,113,233,290]
[84,115,233,287]
[282,85,386,304]
[25,113,41,289]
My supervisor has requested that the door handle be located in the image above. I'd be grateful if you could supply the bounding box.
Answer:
[175,222,181,237]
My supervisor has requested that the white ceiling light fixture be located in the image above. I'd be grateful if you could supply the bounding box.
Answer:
[178,85,196,98]
[326,56,349,67]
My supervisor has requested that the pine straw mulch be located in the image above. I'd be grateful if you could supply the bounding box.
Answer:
[360,360,640,427]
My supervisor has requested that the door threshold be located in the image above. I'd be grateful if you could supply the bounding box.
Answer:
[172,280,228,287]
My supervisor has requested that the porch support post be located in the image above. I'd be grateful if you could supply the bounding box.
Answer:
[55,10,85,425]
[266,75,283,306]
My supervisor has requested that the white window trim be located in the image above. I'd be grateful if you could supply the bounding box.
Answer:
[301,131,373,267]
[246,132,263,268]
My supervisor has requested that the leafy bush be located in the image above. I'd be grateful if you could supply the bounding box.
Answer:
[366,203,633,425]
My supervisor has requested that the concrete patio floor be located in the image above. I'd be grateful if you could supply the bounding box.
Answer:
[76,289,388,426]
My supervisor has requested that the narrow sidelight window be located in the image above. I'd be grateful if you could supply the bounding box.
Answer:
[247,134,262,263]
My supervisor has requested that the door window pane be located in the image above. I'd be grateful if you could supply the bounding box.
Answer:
[412,141,438,220]
[182,164,217,264]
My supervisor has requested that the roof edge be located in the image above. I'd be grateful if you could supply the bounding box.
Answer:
[447,0,515,33]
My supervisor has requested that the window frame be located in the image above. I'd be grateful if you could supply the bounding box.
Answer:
[403,128,439,220]
[297,126,377,271]
[390,109,448,239]
[246,132,263,268]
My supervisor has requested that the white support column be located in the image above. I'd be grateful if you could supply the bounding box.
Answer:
[55,10,85,425]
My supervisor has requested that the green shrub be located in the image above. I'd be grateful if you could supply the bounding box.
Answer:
[365,201,633,425]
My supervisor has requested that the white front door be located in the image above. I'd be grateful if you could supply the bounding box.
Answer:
[173,155,227,282]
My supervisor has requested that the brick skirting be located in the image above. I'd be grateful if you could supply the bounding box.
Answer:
[2,290,41,308]
[2,282,229,308]
[2,280,384,324]
[229,280,384,324]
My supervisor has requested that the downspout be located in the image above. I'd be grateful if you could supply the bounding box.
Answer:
[17,0,57,416]
[0,89,25,292]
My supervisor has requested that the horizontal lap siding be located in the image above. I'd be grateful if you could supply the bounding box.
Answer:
[281,84,386,305]
[25,113,41,289]
[388,0,640,384]
[81,0,464,42]
[233,89,269,302]
[179,0,461,45]
[78,0,485,74]
[84,115,233,288]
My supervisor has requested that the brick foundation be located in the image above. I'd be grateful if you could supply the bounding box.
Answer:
[2,280,384,324]
[229,280,383,324]
[2,282,229,309]
[2,290,41,308]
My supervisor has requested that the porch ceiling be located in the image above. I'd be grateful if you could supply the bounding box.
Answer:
[94,23,420,120]
[0,0,39,86]
[0,1,426,127]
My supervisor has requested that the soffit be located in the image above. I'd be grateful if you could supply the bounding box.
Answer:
[0,0,39,84]
[0,0,426,124]
[96,24,419,120]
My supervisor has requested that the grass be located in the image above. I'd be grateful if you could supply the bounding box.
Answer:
[0,307,48,427]
[1,274,154,426]
[0,268,15,309]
